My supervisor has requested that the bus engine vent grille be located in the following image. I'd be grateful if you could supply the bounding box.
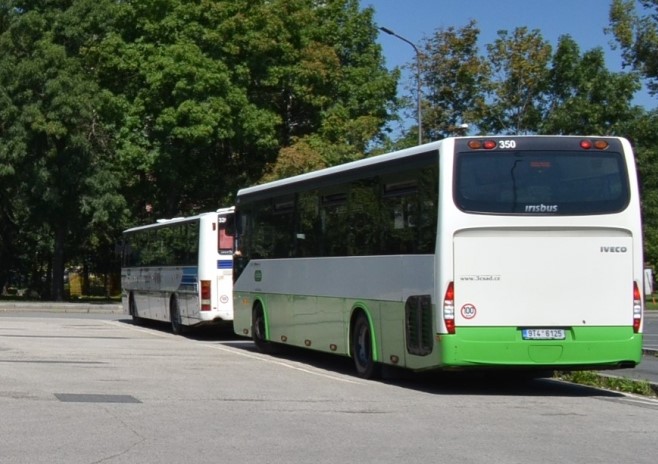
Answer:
[405,295,433,356]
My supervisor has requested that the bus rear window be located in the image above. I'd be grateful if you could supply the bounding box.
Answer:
[218,227,234,253]
[454,150,631,215]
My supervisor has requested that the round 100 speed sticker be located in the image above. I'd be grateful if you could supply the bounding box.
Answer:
[460,303,477,319]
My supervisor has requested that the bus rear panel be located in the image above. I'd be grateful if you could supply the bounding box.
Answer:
[440,136,642,370]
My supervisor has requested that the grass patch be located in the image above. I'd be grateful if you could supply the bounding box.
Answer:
[645,300,658,311]
[644,293,658,310]
[556,370,657,397]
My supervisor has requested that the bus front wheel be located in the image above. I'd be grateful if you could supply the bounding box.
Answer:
[351,312,381,379]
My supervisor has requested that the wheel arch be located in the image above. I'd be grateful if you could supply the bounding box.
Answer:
[349,303,380,363]
[251,297,269,338]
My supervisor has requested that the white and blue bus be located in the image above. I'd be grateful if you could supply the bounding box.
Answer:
[232,136,644,378]
[121,207,235,334]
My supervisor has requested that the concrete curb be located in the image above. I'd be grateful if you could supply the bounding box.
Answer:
[0,302,123,314]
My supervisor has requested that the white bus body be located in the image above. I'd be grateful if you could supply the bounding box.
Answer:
[233,137,643,377]
[121,208,235,333]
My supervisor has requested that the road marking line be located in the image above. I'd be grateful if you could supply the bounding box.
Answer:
[204,343,366,385]
[102,320,175,338]
[104,320,366,385]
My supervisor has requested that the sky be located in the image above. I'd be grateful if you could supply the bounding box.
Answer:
[362,0,656,130]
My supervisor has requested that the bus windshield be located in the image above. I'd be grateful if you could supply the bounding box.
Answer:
[454,150,630,215]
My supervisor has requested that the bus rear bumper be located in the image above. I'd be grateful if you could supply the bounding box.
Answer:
[438,326,643,369]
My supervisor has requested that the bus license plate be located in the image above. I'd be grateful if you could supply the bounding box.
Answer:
[522,329,566,340]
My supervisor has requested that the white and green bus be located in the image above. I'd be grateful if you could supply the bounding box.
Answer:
[232,136,644,378]
[122,207,235,334]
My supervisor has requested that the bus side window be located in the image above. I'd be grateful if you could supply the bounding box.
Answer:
[380,166,437,254]
[349,179,379,256]
[382,177,418,254]
[320,191,348,256]
[296,190,320,258]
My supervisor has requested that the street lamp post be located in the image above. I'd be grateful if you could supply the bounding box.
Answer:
[379,26,422,145]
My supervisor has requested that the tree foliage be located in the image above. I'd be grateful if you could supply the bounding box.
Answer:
[481,27,552,134]
[414,22,642,137]
[0,1,127,299]
[608,0,658,266]
[420,20,489,140]
[632,111,658,266]
[610,0,658,94]
[409,17,658,267]
[0,0,397,299]
[3,0,658,298]
[541,35,642,135]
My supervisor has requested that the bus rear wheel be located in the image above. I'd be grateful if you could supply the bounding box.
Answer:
[170,297,184,335]
[129,293,142,325]
[252,305,276,354]
[351,312,381,379]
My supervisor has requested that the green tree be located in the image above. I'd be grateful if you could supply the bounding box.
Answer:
[541,35,641,135]
[235,0,398,178]
[88,0,396,213]
[631,111,658,267]
[1,0,397,298]
[89,1,272,218]
[610,0,658,95]
[0,1,127,299]
[480,27,552,134]
[609,1,658,267]
[419,20,489,140]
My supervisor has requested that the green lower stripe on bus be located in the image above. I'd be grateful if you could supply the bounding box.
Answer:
[440,326,643,367]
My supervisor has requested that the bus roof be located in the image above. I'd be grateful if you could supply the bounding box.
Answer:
[123,207,234,234]
[236,135,630,204]
[236,140,445,203]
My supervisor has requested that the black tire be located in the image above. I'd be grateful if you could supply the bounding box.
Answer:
[170,296,184,335]
[252,304,276,354]
[129,294,142,325]
[351,312,381,379]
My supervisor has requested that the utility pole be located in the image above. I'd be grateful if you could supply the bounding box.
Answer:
[379,26,422,145]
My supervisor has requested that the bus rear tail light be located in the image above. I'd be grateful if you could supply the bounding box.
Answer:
[201,280,211,311]
[443,282,455,334]
[633,281,642,333]
[467,140,497,150]
[593,140,609,150]
[580,139,609,150]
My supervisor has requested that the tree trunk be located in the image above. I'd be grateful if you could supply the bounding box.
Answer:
[51,224,67,301]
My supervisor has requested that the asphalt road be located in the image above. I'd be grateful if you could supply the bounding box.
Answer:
[1,301,657,385]
[0,312,657,464]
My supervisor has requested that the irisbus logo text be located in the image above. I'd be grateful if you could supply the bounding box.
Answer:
[600,246,628,253]
[525,204,558,213]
